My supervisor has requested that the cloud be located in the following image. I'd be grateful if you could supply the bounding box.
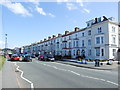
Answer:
[35,5,55,17]
[25,0,40,6]
[66,3,78,10]
[66,2,90,14]
[76,0,84,7]
[57,0,69,3]
[57,0,90,14]
[48,13,56,18]
[83,8,90,13]
[0,41,4,45]
[1,1,32,17]
[36,6,47,16]
[0,40,5,49]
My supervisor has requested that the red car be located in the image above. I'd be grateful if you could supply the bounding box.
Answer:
[38,55,45,60]
[11,54,20,61]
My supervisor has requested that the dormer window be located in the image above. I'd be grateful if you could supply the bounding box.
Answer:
[98,17,101,22]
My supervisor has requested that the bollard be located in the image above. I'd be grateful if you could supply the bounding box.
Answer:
[95,59,100,67]
[98,60,100,67]
[95,60,97,67]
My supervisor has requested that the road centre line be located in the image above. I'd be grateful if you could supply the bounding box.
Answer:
[14,62,34,89]
[52,62,112,73]
[34,61,118,86]
[106,81,119,86]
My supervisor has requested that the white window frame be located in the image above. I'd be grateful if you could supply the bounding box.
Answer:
[112,26,115,33]
[88,39,91,45]
[112,35,116,44]
[113,49,116,56]
[101,36,104,44]
[95,48,100,56]
[96,37,100,44]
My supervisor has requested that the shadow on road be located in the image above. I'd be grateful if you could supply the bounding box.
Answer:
[7,60,32,63]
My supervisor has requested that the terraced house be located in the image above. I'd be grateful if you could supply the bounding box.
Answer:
[15,16,120,60]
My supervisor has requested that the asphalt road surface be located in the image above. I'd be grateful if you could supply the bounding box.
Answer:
[2,59,119,89]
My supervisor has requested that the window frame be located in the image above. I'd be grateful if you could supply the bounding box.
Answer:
[96,37,100,44]
[96,48,100,56]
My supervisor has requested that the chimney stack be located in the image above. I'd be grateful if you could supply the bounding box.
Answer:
[52,35,56,38]
[48,36,51,40]
[95,18,98,23]
[44,38,47,41]
[75,27,79,32]
[58,34,62,37]
[103,16,108,21]
[40,40,43,42]
[65,31,69,35]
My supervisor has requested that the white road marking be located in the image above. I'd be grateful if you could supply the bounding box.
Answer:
[14,62,34,89]
[106,80,119,86]
[67,70,81,76]
[52,62,113,73]
[34,61,118,86]
[11,63,22,88]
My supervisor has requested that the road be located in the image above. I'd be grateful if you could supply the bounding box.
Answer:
[2,58,119,89]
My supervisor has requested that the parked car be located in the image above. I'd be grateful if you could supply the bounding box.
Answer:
[38,54,45,61]
[107,59,113,65]
[38,54,47,61]
[31,55,36,58]
[7,54,12,60]
[46,54,55,61]
[10,54,20,61]
[22,54,32,62]
[8,54,12,58]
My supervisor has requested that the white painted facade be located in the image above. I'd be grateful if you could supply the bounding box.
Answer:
[16,16,119,60]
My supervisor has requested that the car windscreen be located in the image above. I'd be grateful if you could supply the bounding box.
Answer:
[12,54,18,57]
[47,54,53,58]
[25,54,31,57]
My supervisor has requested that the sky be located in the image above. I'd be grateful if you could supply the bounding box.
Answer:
[0,0,119,49]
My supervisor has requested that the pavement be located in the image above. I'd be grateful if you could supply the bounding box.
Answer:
[1,60,30,89]
[58,59,119,70]
[0,70,2,90]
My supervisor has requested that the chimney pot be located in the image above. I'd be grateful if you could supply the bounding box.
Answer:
[44,38,46,41]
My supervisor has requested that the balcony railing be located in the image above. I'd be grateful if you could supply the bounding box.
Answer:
[73,38,79,40]
[62,40,67,43]
[62,47,72,49]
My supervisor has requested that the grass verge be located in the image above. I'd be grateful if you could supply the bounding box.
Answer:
[0,55,6,70]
